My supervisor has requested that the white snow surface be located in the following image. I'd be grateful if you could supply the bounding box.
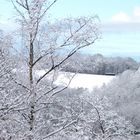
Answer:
[35,70,115,91]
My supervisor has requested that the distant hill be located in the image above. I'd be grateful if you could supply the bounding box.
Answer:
[60,53,139,75]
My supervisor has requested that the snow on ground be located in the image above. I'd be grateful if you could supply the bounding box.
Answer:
[35,70,115,91]
[56,73,114,91]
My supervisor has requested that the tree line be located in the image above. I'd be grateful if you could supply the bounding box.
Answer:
[61,53,139,75]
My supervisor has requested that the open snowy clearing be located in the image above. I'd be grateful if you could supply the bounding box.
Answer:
[36,70,115,91]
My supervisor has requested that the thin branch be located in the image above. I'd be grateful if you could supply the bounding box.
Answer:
[11,76,30,91]
[86,101,105,134]
[32,19,91,67]
[38,0,58,22]
[41,109,83,139]
[36,73,75,104]
[48,73,76,99]
[35,74,76,113]
[16,0,28,10]
[36,37,97,84]
[41,119,77,140]
[11,0,27,23]
[35,86,58,103]
[32,49,51,67]
[59,21,87,48]
[25,0,29,10]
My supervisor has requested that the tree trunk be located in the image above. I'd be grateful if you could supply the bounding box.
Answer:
[29,34,33,85]
[29,33,35,134]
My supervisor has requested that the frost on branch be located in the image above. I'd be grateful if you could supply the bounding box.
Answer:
[47,89,134,140]
[0,0,101,139]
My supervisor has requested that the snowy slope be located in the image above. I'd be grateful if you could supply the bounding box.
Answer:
[35,70,115,91]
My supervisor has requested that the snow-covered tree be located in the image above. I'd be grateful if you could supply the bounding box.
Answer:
[60,53,139,75]
[0,0,100,139]
[96,68,140,135]
[47,88,134,140]
[0,31,135,139]
[0,32,21,139]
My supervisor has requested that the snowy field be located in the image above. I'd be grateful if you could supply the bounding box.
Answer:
[36,70,115,91]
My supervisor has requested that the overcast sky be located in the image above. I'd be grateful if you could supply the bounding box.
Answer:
[0,0,140,60]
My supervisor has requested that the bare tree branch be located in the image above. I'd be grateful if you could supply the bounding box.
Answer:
[11,0,27,23]
[36,37,97,84]
[41,113,81,140]
[38,0,58,22]
[16,0,28,10]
